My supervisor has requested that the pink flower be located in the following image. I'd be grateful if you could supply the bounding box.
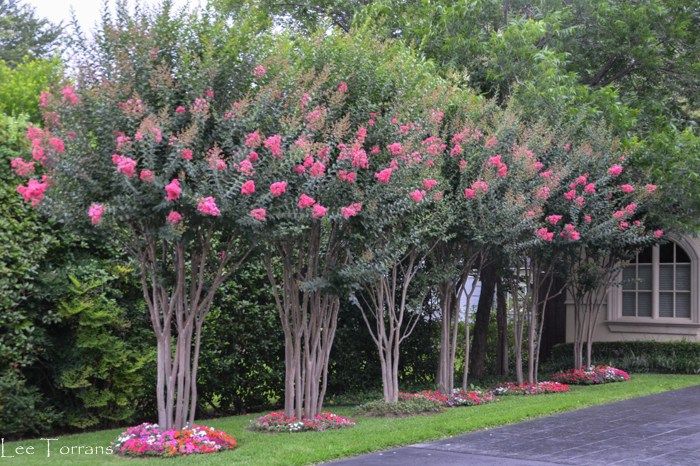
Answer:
[375,168,393,184]
[560,223,580,241]
[87,203,105,225]
[608,164,623,177]
[624,202,637,215]
[584,214,592,223]
[311,203,327,218]
[564,189,576,201]
[167,211,183,224]
[48,137,65,153]
[309,161,326,177]
[245,131,262,148]
[175,105,186,114]
[571,174,588,187]
[540,170,552,179]
[409,189,426,203]
[253,65,267,78]
[546,214,563,225]
[351,149,368,169]
[534,161,544,171]
[645,184,657,194]
[653,229,664,239]
[387,142,403,156]
[241,180,256,195]
[294,164,306,174]
[181,148,193,160]
[497,164,508,177]
[249,208,267,221]
[340,202,362,219]
[536,186,551,200]
[619,221,629,230]
[270,181,287,197]
[536,227,554,242]
[197,196,221,216]
[16,178,49,206]
[209,157,226,171]
[484,135,498,149]
[298,194,316,208]
[337,81,348,93]
[112,155,137,177]
[300,93,311,109]
[247,151,259,162]
[464,188,476,199]
[459,159,468,171]
[574,196,585,207]
[429,109,445,125]
[165,179,182,201]
[620,184,634,193]
[422,179,438,190]
[613,209,626,220]
[488,155,503,166]
[10,158,35,176]
[450,144,463,157]
[583,183,596,194]
[38,91,51,107]
[61,85,79,105]
[471,180,488,194]
[433,191,444,201]
[26,126,43,141]
[191,97,209,114]
[139,169,154,183]
[30,145,44,163]
[338,170,357,183]
[264,134,283,158]
[356,126,367,143]
[238,159,254,175]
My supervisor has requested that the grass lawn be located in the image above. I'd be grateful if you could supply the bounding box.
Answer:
[3,374,698,465]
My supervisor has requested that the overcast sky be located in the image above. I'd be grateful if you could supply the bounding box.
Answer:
[26,0,194,32]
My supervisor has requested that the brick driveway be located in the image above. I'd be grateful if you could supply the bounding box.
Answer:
[329,384,700,465]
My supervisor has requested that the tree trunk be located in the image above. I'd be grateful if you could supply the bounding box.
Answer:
[469,261,496,380]
[495,277,508,376]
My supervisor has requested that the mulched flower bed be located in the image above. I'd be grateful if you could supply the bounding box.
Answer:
[112,423,237,457]
[551,365,630,385]
[250,411,355,433]
[399,389,496,407]
[492,381,570,396]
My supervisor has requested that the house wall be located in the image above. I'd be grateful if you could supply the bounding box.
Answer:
[565,234,700,344]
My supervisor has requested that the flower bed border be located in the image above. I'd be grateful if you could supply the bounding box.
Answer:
[399,389,496,407]
[551,365,630,385]
[250,411,355,433]
[492,381,570,396]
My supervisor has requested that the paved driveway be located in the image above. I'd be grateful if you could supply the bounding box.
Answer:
[329,384,700,465]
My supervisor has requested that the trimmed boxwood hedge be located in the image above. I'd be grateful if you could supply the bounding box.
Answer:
[544,341,700,374]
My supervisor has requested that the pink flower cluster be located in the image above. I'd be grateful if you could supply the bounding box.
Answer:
[250,411,355,432]
[341,202,362,219]
[112,423,237,457]
[551,366,630,385]
[487,154,508,177]
[112,154,137,177]
[17,177,49,206]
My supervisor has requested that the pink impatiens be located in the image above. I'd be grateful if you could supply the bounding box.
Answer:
[197,197,221,217]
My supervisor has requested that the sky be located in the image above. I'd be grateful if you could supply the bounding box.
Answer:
[26,0,193,32]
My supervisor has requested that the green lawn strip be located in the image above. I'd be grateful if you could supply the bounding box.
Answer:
[4,374,698,466]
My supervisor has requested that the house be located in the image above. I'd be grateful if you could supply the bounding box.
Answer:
[564,234,700,343]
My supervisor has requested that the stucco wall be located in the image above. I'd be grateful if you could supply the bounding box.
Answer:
[565,234,700,343]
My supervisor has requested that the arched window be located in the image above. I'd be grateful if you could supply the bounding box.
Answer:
[621,242,692,319]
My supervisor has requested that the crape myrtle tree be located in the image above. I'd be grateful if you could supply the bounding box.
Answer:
[343,104,451,404]
[505,123,661,384]
[214,31,457,417]
[434,106,555,393]
[12,8,267,430]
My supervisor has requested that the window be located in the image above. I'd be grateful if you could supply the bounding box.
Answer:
[621,242,692,319]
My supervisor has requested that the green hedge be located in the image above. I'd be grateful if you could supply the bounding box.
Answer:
[545,341,700,374]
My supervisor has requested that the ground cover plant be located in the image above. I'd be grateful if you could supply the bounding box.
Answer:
[355,397,444,417]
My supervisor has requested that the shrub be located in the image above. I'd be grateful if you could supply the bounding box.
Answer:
[0,369,59,438]
[112,423,237,457]
[356,398,443,417]
[551,366,630,385]
[545,341,700,374]
[250,411,355,433]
